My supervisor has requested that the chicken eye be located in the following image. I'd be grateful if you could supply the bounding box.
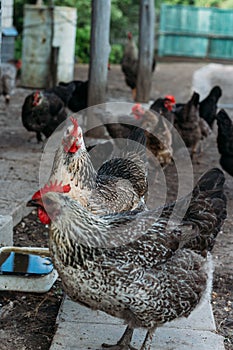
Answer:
[44,197,54,206]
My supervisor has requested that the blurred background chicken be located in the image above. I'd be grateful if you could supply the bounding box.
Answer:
[216,109,233,177]
[150,95,176,125]
[173,91,211,161]
[58,80,88,112]
[121,32,156,100]
[131,104,173,168]
[21,83,75,142]
[199,85,222,129]
[0,59,22,104]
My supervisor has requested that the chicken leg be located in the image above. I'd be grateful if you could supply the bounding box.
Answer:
[102,326,137,350]
[140,329,154,350]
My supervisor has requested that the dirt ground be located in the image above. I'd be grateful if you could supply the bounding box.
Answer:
[0,62,232,350]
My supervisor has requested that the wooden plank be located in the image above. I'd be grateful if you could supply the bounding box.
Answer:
[136,0,155,103]
[0,0,2,66]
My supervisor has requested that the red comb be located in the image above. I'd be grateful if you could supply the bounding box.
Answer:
[69,116,79,137]
[132,104,145,120]
[62,116,82,153]
[165,95,176,104]
[32,91,41,106]
[132,103,143,112]
[32,180,71,200]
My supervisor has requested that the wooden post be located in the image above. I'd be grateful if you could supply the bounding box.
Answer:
[48,1,57,87]
[136,0,155,102]
[0,0,1,66]
[88,0,111,107]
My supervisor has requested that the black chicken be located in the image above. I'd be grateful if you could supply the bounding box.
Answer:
[150,95,176,124]
[21,82,77,142]
[199,85,222,129]
[121,32,156,100]
[58,80,88,112]
[216,109,233,176]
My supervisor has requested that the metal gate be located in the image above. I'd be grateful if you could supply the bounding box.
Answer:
[158,4,233,60]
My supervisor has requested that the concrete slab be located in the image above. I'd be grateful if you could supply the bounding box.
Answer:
[0,180,39,226]
[0,159,39,182]
[50,298,224,350]
[58,296,216,332]
[0,126,43,226]
[50,296,224,350]
[0,215,13,246]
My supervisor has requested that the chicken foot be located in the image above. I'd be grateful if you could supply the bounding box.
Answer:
[102,325,137,350]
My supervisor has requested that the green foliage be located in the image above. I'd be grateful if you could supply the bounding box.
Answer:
[109,44,123,64]
[75,1,91,63]
[219,0,233,8]
[14,36,23,60]
[163,0,194,5]
[110,0,139,41]
[192,0,219,6]
[75,25,91,63]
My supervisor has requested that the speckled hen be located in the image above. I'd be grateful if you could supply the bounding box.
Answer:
[39,117,148,216]
[28,168,227,350]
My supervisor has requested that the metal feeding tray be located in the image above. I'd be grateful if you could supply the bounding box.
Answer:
[0,247,58,293]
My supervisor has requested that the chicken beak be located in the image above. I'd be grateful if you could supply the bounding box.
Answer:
[26,199,40,208]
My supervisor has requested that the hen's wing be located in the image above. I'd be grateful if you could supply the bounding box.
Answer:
[86,127,148,213]
[102,167,225,258]
[97,126,148,198]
